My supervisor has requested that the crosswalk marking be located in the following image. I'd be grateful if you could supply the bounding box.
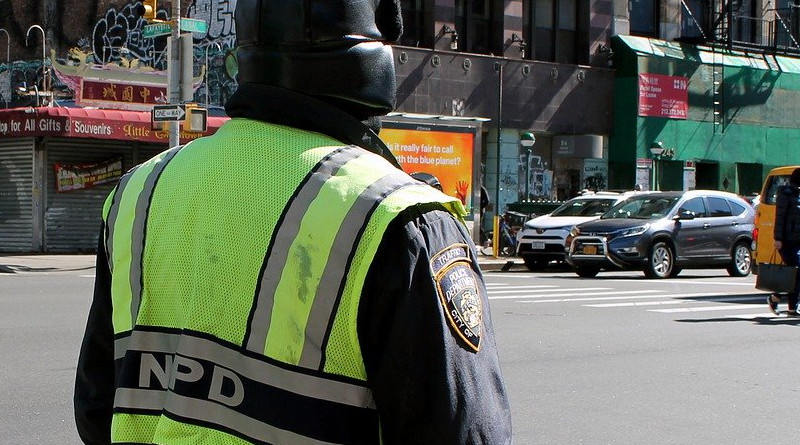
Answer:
[517,291,761,304]
[650,304,765,313]
[585,295,759,308]
[485,285,558,291]
[488,287,612,300]
[489,287,607,296]
[604,279,755,287]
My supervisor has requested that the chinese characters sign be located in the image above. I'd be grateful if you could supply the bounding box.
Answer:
[638,73,689,119]
[79,79,167,111]
[55,157,123,192]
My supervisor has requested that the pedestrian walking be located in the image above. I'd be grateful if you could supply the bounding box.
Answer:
[768,167,800,316]
[73,1,513,444]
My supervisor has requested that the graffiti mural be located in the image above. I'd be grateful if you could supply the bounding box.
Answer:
[187,0,237,46]
[188,0,238,106]
[92,1,169,69]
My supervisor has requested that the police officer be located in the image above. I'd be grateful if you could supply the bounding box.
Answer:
[74,0,512,443]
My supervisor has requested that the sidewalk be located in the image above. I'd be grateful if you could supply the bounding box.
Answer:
[0,253,523,273]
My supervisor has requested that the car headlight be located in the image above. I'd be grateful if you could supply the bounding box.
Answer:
[617,224,650,238]
[569,226,581,237]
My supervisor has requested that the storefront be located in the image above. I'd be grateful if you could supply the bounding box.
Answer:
[0,106,227,252]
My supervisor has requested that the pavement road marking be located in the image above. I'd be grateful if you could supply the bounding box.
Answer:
[605,279,756,287]
[485,285,558,290]
[521,291,764,304]
[586,295,761,308]
[488,287,611,299]
[650,304,766,313]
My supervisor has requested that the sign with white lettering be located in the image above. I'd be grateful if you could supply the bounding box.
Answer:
[638,73,689,119]
[54,157,123,192]
[152,104,186,122]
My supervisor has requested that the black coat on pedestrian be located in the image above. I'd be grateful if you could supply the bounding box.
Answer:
[774,184,800,243]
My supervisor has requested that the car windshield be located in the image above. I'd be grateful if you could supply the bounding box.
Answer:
[550,198,616,217]
[601,195,680,220]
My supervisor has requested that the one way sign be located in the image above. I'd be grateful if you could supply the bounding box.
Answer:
[152,104,186,122]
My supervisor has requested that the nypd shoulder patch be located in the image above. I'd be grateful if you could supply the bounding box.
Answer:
[432,244,482,352]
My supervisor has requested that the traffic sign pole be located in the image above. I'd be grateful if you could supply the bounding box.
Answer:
[169,4,181,148]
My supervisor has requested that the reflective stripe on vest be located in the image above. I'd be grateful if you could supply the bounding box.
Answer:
[244,146,422,371]
[113,329,377,445]
[105,145,183,332]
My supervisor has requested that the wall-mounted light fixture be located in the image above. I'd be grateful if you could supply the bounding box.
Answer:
[510,33,527,58]
[0,28,9,64]
[26,25,48,106]
[442,25,459,50]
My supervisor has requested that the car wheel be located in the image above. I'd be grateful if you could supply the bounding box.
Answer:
[644,241,673,279]
[727,242,752,277]
[523,257,548,272]
[575,266,600,278]
[669,267,682,278]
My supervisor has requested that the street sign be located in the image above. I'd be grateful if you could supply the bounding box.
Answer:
[180,18,208,34]
[152,104,186,122]
[143,23,172,38]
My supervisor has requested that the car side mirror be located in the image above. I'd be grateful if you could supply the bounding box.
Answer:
[674,210,695,220]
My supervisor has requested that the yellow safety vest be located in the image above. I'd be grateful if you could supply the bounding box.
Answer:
[102,118,465,444]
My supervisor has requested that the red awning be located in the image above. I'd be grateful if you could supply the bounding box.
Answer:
[0,106,229,144]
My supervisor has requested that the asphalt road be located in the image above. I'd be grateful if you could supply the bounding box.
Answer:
[486,265,798,445]
[2,258,797,444]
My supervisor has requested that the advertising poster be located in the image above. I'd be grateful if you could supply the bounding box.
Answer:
[380,127,475,209]
[638,73,689,119]
[581,158,608,191]
[54,157,123,192]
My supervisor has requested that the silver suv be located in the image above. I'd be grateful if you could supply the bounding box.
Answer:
[516,192,635,271]
[566,190,755,278]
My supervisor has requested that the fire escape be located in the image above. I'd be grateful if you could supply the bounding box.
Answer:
[681,0,800,133]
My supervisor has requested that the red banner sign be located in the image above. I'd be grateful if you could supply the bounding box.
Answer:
[55,157,124,192]
[79,79,168,111]
[0,108,227,144]
[638,73,689,119]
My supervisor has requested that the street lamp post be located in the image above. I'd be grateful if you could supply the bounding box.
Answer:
[520,132,536,201]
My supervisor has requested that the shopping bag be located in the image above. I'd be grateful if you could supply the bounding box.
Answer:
[756,251,798,294]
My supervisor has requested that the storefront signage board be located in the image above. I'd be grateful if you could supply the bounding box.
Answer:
[638,73,689,119]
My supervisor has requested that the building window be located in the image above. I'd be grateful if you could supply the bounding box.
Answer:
[399,0,425,47]
[556,0,577,63]
[534,0,555,61]
[528,0,578,63]
[630,0,658,37]
[456,0,494,54]
[775,0,800,50]
[681,0,708,40]
[731,0,757,45]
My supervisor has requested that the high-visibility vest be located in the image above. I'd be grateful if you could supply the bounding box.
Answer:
[103,118,466,444]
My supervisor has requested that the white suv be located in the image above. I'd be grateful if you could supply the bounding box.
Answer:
[516,192,634,271]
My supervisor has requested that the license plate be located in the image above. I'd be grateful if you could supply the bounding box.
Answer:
[531,241,545,250]
[583,245,598,255]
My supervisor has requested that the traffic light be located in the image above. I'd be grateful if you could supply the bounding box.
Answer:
[143,0,158,21]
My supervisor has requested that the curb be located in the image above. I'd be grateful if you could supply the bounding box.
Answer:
[478,259,524,272]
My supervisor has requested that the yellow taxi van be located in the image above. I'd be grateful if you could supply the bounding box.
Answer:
[753,165,800,272]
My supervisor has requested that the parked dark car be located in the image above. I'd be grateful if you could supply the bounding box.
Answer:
[565,190,755,278]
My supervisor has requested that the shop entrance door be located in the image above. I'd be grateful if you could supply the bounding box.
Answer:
[695,162,719,190]
[660,160,684,191]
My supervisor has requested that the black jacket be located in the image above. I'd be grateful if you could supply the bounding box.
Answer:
[774,184,800,243]
[74,84,513,445]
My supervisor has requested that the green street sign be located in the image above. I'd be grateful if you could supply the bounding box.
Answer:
[180,18,208,34]
[143,23,171,38]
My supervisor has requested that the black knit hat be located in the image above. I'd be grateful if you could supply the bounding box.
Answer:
[233,0,403,120]
[791,168,800,186]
